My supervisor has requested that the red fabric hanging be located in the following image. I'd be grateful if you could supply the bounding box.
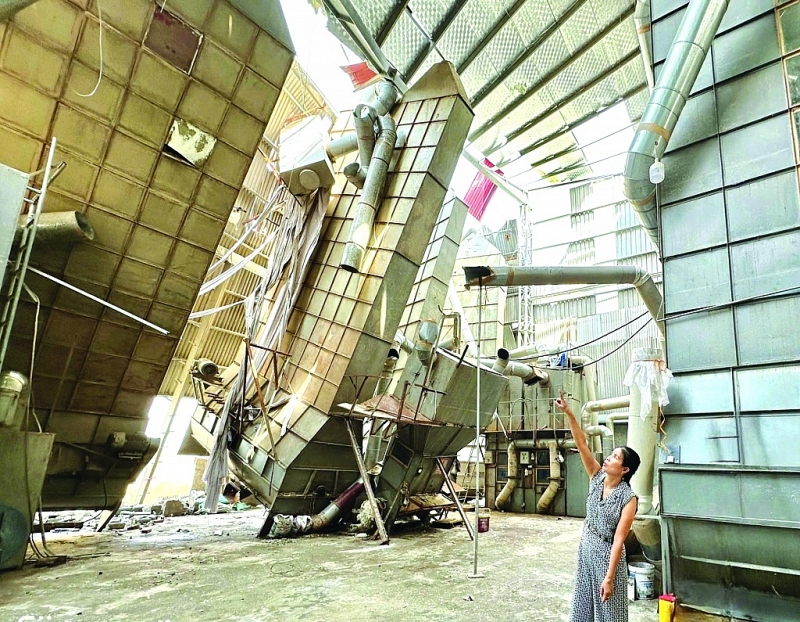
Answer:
[464,158,503,221]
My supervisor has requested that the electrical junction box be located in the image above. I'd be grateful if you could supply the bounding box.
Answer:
[519,450,530,465]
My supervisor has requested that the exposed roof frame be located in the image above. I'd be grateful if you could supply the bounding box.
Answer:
[456,0,527,74]
[492,49,640,150]
[470,0,589,108]
[516,82,647,159]
[376,0,411,45]
[471,4,637,143]
[404,0,469,81]
[321,0,408,90]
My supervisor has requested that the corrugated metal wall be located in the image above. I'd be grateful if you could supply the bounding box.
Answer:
[654,1,800,618]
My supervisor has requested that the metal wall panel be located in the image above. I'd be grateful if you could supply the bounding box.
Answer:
[726,170,800,242]
[661,137,723,205]
[720,114,795,186]
[662,416,739,465]
[666,310,737,371]
[667,89,719,152]
[661,192,727,257]
[730,230,800,300]
[717,62,788,132]
[664,248,731,313]
[713,13,781,83]
[664,370,734,415]
[735,295,800,365]
[736,364,800,412]
[717,0,774,34]
[740,414,800,467]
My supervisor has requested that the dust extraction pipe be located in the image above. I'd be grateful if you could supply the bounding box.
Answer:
[623,0,730,249]
[340,115,396,273]
[634,0,655,90]
[492,349,549,385]
[537,440,561,512]
[16,211,95,245]
[310,479,365,530]
[495,438,578,510]
[463,265,664,336]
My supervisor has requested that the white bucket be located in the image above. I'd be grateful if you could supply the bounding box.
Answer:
[629,561,656,600]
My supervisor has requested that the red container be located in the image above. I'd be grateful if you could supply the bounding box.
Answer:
[477,509,490,533]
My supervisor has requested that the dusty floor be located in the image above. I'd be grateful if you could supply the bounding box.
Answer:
[1,511,728,622]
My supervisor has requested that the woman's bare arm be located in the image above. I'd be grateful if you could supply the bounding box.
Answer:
[554,389,600,478]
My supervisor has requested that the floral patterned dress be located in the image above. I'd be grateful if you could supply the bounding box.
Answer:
[569,470,636,622]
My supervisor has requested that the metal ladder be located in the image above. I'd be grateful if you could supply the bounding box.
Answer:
[0,138,57,372]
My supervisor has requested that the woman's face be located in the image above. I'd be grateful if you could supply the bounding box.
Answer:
[602,447,629,479]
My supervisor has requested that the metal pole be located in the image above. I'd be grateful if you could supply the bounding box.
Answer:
[345,418,389,544]
[437,457,474,541]
[470,279,483,577]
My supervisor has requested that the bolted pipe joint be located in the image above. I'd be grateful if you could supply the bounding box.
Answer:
[340,114,397,274]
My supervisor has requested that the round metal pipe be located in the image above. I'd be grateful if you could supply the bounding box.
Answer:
[325,132,358,161]
[340,115,397,273]
[17,211,95,246]
[353,104,377,168]
[464,265,664,336]
[623,0,731,249]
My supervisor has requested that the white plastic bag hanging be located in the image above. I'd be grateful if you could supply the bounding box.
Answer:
[623,347,673,420]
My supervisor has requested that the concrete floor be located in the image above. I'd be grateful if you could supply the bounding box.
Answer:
[1,511,729,622]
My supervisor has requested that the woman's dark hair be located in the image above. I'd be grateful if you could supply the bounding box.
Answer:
[618,446,641,483]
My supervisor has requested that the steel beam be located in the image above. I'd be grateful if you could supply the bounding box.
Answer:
[456,0,527,74]
[346,419,390,544]
[471,11,637,144]
[470,0,591,108]
[404,0,468,81]
[484,49,640,147]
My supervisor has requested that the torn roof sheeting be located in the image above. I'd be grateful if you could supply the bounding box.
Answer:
[320,0,648,187]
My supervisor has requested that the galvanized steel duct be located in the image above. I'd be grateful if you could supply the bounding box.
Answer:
[375,348,400,396]
[463,265,664,336]
[623,0,730,249]
[537,441,561,512]
[634,0,655,90]
[393,330,414,355]
[340,114,396,273]
[414,319,439,365]
[326,132,358,161]
[343,162,367,189]
[492,350,549,386]
[353,104,376,168]
[366,79,400,116]
[16,211,95,245]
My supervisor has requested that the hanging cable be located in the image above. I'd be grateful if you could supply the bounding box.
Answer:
[73,0,104,97]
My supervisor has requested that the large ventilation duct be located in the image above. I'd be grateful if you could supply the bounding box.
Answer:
[464,265,664,336]
[625,347,672,561]
[492,350,549,386]
[353,104,376,168]
[16,211,95,246]
[634,1,655,90]
[340,115,397,273]
[623,0,730,249]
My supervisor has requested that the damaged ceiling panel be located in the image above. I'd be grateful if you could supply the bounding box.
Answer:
[0,0,294,510]
[321,0,646,186]
[159,61,337,402]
